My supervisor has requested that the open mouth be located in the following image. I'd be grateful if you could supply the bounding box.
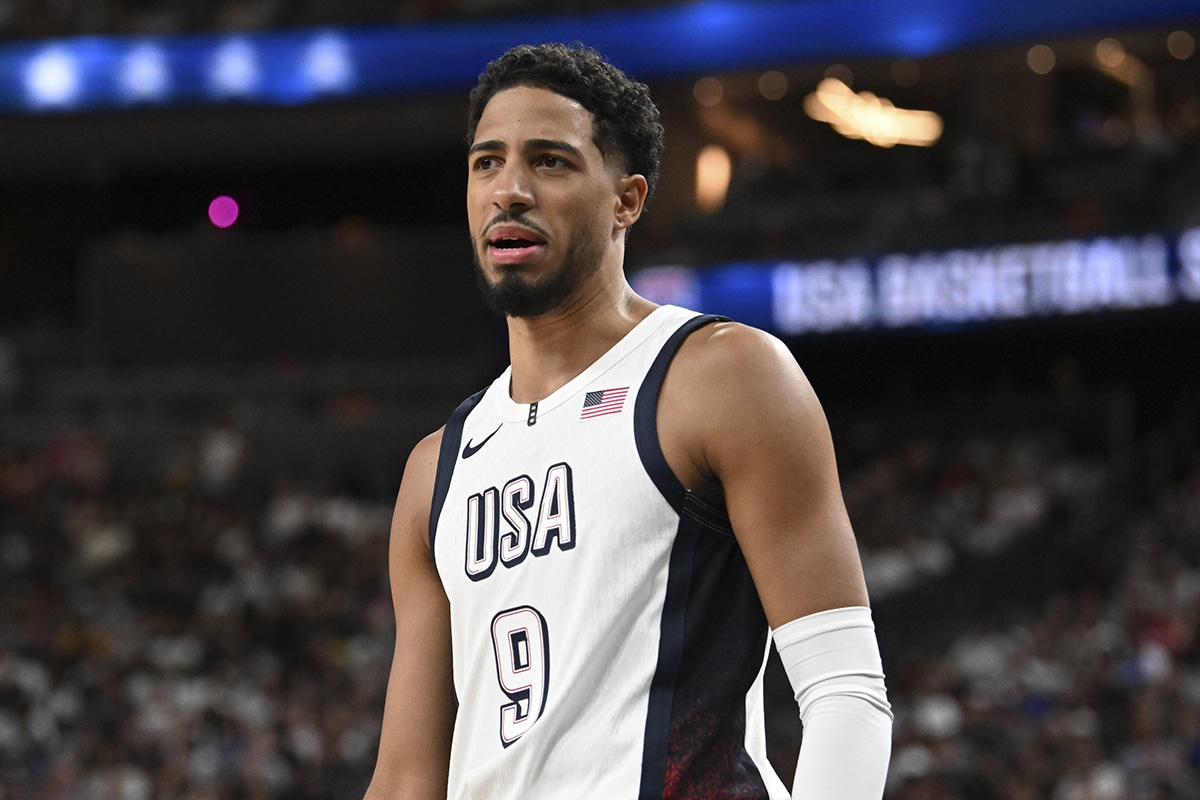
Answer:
[491,237,542,250]
[486,227,547,263]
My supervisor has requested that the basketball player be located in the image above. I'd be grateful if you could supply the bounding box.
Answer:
[364,43,892,800]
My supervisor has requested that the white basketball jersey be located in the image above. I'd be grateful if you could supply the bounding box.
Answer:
[430,305,789,800]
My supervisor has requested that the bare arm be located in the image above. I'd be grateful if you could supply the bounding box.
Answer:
[659,321,869,625]
[660,321,891,799]
[363,431,456,800]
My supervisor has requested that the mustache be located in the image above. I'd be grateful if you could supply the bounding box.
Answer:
[483,212,550,241]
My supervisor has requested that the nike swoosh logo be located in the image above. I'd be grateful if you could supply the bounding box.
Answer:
[462,424,502,459]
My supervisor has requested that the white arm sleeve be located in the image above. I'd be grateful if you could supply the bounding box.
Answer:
[773,606,893,800]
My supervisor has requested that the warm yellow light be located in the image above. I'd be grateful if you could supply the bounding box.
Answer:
[1090,37,1157,142]
[1095,38,1126,69]
[1027,44,1055,75]
[758,70,788,101]
[695,144,732,212]
[1167,30,1196,60]
[1094,38,1152,89]
[693,76,723,107]
[803,78,942,148]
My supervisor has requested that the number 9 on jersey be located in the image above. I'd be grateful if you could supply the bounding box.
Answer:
[491,605,551,747]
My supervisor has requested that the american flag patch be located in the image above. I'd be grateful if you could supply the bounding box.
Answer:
[580,387,629,419]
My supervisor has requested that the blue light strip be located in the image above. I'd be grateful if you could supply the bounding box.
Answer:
[0,0,1195,114]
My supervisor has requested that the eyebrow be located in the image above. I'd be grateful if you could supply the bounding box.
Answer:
[468,138,585,161]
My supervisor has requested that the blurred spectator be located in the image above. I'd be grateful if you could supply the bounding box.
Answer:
[197,414,247,499]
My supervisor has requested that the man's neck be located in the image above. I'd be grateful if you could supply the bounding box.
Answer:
[505,280,656,404]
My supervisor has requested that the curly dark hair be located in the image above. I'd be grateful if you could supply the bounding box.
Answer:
[467,43,665,206]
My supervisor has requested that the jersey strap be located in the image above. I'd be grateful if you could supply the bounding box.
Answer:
[428,387,486,551]
[633,313,729,514]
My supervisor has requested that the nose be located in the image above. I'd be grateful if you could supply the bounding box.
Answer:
[491,161,534,212]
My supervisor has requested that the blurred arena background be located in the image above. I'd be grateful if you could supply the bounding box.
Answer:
[1,1,1199,797]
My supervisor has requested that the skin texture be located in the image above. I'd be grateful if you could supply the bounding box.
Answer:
[363,86,869,800]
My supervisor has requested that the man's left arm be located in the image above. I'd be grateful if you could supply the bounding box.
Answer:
[661,321,892,799]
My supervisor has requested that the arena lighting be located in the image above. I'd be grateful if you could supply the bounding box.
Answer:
[632,227,1200,336]
[803,77,943,147]
[1091,38,1159,141]
[118,42,171,103]
[1026,44,1056,74]
[1094,37,1153,87]
[207,195,239,228]
[1167,30,1196,60]
[208,38,261,98]
[695,144,732,212]
[23,45,82,108]
[0,0,1195,114]
[758,70,788,100]
[301,32,355,95]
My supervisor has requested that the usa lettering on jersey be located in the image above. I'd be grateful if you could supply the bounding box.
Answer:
[465,462,576,580]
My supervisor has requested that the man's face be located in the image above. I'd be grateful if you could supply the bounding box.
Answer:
[466,86,622,318]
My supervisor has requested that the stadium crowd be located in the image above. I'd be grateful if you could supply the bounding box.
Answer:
[1,357,1196,798]
[885,451,1200,800]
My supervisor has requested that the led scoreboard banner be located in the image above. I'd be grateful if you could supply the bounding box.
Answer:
[631,227,1200,336]
[0,0,1195,114]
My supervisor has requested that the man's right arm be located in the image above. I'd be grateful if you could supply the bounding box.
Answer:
[364,430,456,800]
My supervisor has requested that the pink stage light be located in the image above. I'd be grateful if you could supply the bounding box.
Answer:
[208,195,239,228]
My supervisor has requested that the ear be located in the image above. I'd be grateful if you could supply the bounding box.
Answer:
[613,173,649,231]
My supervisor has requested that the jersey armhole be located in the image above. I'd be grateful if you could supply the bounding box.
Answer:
[633,314,728,516]
[428,388,487,551]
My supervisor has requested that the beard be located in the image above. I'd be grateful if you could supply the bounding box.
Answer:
[471,220,607,318]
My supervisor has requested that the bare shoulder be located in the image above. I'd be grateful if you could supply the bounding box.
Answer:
[672,319,809,391]
[666,319,826,437]
[405,427,445,483]
[659,319,828,491]
[391,427,446,554]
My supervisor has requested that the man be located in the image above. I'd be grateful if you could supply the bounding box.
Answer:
[364,43,892,800]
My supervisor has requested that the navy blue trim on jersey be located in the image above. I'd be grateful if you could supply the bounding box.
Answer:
[639,496,772,799]
[638,517,698,800]
[635,312,771,799]
[633,313,727,514]
[429,388,487,552]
